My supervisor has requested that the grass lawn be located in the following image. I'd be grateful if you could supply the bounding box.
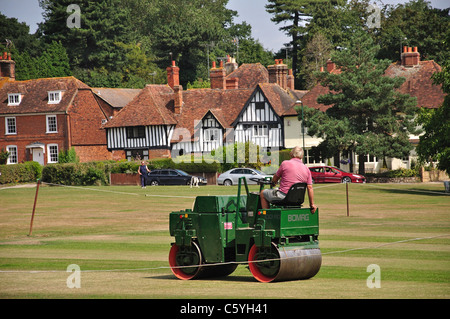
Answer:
[0,182,449,299]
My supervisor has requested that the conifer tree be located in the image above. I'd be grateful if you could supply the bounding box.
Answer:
[303,29,418,174]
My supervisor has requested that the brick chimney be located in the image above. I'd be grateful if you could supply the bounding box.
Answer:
[287,69,295,90]
[210,60,226,89]
[173,85,183,114]
[326,59,335,73]
[225,55,238,75]
[226,78,239,89]
[166,60,179,89]
[0,52,15,80]
[401,46,420,67]
[268,59,288,90]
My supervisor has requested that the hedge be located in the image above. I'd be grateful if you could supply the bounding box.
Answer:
[40,159,220,186]
[42,162,112,186]
[0,161,43,184]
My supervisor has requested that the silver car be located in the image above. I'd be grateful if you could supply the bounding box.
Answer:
[217,168,272,186]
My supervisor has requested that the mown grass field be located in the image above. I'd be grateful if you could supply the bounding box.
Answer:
[0,182,449,299]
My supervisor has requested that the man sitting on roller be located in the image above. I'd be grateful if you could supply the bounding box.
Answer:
[260,146,317,213]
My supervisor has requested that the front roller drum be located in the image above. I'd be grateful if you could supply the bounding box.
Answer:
[169,242,237,280]
[248,243,322,283]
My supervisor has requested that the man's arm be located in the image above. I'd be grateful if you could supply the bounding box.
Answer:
[307,184,317,213]
[271,173,280,186]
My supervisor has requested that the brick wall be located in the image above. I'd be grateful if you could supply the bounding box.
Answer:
[73,145,114,162]
[69,89,107,146]
[0,114,67,164]
[149,148,171,159]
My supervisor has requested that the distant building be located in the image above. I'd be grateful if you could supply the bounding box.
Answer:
[0,53,122,164]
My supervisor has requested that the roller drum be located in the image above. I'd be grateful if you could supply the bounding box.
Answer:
[169,242,237,280]
[276,247,322,281]
[248,243,321,282]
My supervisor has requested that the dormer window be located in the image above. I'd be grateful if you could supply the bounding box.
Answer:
[8,93,21,105]
[48,91,62,104]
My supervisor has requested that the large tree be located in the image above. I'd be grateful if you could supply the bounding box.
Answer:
[266,0,313,86]
[303,29,418,174]
[38,0,133,70]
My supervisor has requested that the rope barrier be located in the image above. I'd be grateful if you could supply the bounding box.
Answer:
[0,181,447,274]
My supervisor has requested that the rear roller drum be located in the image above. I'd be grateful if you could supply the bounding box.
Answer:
[169,242,203,280]
[248,243,322,283]
[169,242,238,280]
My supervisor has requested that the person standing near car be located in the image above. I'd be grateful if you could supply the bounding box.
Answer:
[138,161,149,188]
[260,146,317,213]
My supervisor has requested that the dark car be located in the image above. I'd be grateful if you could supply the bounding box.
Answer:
[309,166,366,183]
[145,169,207,186]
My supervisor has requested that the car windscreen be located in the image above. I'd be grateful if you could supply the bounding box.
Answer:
[175,169,189,176]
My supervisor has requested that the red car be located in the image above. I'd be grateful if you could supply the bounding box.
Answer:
[309,166,366,183]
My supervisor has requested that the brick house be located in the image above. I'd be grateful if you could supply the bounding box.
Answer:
[0,53,123,164]
[300,47,445,172]
[103,58,305,161]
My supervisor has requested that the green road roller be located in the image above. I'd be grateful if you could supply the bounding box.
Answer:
[168,177,321,282]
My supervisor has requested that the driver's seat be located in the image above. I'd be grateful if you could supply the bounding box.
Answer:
[271,183,307,207]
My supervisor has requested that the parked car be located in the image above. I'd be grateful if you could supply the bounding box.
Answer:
[217,168,272,186]
[146,169,207,186]
[309,166,366,183]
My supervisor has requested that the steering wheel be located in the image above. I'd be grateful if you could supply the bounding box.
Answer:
[249,177,272,185]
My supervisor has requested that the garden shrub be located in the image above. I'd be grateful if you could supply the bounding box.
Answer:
[0,161,42,184]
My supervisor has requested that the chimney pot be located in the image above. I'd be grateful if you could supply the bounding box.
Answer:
[403,46,407,53]
[401,47,420,67]
[212,61,216,68]
[171,60,176,67]
[219,60,223,68]
[3,52,7,60]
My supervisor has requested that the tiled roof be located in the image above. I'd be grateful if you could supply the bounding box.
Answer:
[301,59,445,112]
[0,76,89,114]
[226,63,269,89]
[384,60,444,109]
[92,88,141,108]
[171,87,254,142]
[103,85,177,128]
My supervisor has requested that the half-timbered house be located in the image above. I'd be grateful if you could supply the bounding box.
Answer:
[103,59,302,160]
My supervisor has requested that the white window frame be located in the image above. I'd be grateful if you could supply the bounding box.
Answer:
[253,124,268,137]
[48,91,62,104]
[46,115,58,133]
[356,154,377,164]
[47,144,59,163]
[7,93,21,106]
[204,128,221,142]
[5,117,17,135]
[6,145,18,164]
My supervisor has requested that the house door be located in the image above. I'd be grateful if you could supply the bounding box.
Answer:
[32,148,44,165]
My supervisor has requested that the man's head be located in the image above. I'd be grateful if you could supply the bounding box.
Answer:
[290,146,304,160]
